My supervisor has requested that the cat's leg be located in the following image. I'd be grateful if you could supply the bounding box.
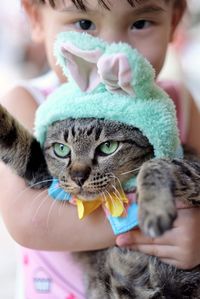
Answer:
[137,158,200,238]
[74,251,111,299]
[109,280,162,299]
[107,247,163,299]
[84,270,111,299]
[0,104,51,188]
[170,158,200,205]
[86,287,110,299]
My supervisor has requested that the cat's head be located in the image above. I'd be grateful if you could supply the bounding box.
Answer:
[44,118,153,200]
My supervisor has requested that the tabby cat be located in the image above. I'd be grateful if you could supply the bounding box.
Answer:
[0,103,200,299]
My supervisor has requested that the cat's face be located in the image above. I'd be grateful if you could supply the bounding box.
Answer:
[44,118,153,200]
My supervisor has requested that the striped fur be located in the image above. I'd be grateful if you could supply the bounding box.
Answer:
[0,103,200,298]
[0,104,50,187]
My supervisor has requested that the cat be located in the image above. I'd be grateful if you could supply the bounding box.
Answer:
[0,103,200,299]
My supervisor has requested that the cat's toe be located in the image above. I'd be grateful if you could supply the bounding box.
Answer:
[139,208,177,237]
[138,191,177,237]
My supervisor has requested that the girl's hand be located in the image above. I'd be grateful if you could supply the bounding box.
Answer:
[116,207,200,270]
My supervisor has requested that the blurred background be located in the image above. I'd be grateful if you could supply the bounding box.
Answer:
[0,1,200,298]
[0,0,48,98]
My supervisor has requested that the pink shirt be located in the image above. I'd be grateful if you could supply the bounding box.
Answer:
[20,75,188,299]
[22,250,85,299]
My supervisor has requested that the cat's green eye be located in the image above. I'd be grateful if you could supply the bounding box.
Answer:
[53,143,70,158]
[98,141,119,155]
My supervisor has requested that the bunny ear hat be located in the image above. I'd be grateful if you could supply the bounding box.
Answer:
[35,31,181,160]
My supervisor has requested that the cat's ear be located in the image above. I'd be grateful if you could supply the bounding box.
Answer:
[60,43,103,92]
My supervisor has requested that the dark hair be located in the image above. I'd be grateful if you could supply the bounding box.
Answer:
[36,0,186,11]
[37,0,141,10]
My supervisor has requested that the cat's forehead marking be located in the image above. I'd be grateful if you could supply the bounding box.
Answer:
[61,118,105,143]
[47,118,151,151]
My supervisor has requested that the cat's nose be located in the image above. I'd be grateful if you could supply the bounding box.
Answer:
[70,165,91,186]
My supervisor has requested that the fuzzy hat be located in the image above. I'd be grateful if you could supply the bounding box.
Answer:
[35,31,181,160]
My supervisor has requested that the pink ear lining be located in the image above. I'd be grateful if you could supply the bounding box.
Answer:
[62,43,103,62]
[60,42,135,96]
[61,43,103,92]
[97,53,135,96]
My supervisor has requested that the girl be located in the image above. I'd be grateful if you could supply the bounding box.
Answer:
[1,0,200,298]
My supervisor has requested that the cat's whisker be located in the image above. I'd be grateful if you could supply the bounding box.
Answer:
[111,184,125,206]
[102,191,108,205]
[31,188,50,210]
[53,189,70,216]
[31,194,50,223]
[8,178,54,209]
[111,184,122,199]
[46,200,58,229]
[8,185,33,208]
[108,173,124,195]
[120,166,141,176]
[102,192,110,223]
[57,192,68,216]
[29,178,54,188]
[31,183,61,210]
[102,191,116,220]
[113,190,128,217]
[112,185,127,215]
[111,185,128,216]
[105,189,117,210]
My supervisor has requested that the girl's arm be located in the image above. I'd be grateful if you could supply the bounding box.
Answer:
[0,87,115,251]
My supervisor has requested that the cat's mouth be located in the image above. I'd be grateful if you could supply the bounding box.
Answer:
[72,189,106,201]
[60,182,113,201]
[59,174,121,201]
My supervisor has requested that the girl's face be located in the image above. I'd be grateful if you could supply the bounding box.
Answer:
[31,0,183,82]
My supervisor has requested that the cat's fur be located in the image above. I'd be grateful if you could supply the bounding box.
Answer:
[1,103,200,298]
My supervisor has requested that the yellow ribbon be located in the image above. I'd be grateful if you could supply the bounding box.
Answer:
[75,188,129,219]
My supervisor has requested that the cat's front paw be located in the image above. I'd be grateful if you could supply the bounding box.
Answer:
[138,189,177,238]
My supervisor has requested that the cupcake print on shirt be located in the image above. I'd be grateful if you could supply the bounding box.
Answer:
[33,267,52,293]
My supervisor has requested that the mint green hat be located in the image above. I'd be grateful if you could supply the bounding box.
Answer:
[35,31,181,159]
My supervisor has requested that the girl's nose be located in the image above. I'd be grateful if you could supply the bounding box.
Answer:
[99,29,129,44]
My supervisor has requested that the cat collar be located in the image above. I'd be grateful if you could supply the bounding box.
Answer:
[49,178,138,235]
